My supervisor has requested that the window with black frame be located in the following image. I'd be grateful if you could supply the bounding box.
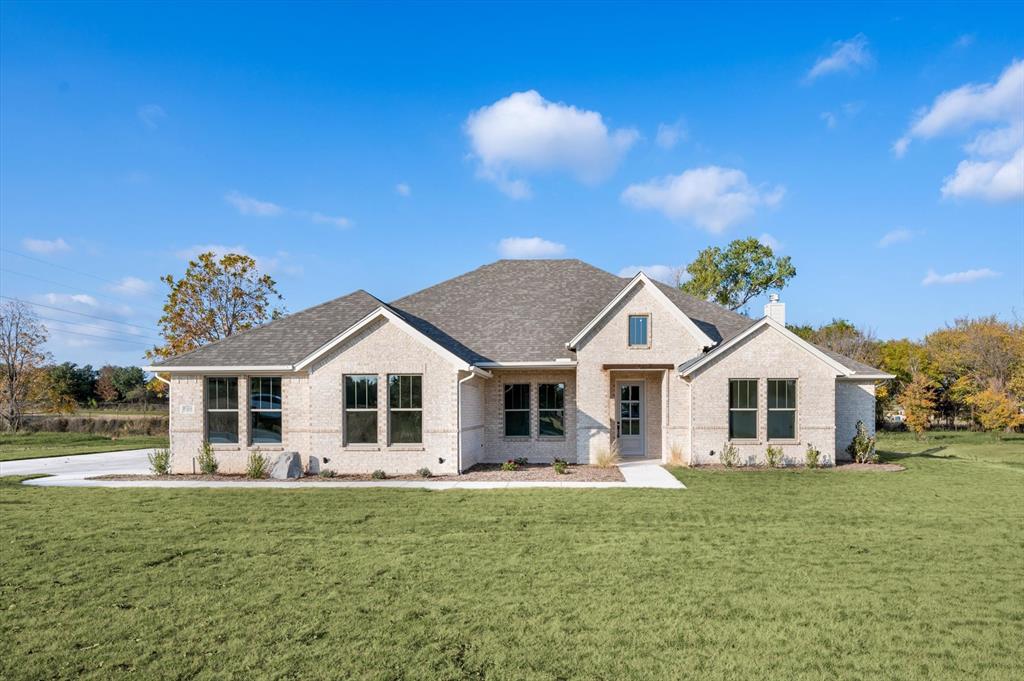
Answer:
[728,379,757,439]
[388,374,422,444]
[345,375,378,444]
[767,379,796,439]
[504,384,530,437]
[538,383,565,437]
[206,377,238,444]
[249,376,282,444]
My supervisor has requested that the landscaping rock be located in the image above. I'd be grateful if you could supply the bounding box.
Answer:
[269,452,302,479]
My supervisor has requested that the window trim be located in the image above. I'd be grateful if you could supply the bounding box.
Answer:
[628,313,651,348]
[249,376,283,445]
[538,382,565,438]
[388,374,423,445]
[728,378,759,441]
[344,374,379,445]
[767,378,798,441]
[205,376,239,444]
[503,383,531,438]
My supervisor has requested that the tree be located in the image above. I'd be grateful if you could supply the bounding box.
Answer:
[146,376,168,399]
[681,237,796,311]
[968,389,1024,434]
[112,366,145,399]
[0,301,50,431]
[810,319,880,367]
[45,362,96,403]
[96,365,119,402]
[901,373,937,439]
[148,251,284,360]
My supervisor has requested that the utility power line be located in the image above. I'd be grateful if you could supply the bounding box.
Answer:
[33,315,161,344]
[0,295,157,332]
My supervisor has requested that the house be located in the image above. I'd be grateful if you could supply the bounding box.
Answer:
[147,259,892,475]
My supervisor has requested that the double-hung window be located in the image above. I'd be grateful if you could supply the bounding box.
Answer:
[728,379,758,440]
[345,375,378,444]
[504,384,530,437]
[628,314,650,347]
[250,377,282,444]
[767,379,797,440]
[388,375,422,444]
[538,383,565,437]
[206,377,238,444]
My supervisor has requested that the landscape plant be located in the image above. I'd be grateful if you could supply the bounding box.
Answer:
[720,441,739,467]
[847,420,878,463]
[197,441,218,475]
[317,469,336,478]
[595,441,621,468]
[147,448,171,475]
[553,458,568,474]
[764,445,783,468]
[500,459,518,471]
[804,443,821,469]
[371,469,387,480]
[245,451,268,479]
[416,467,432,478]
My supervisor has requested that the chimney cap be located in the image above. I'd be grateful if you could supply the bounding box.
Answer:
[769,293,780,303]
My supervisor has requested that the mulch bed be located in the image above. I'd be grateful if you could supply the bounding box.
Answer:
[688,462,905,472]
[91,463,624,483]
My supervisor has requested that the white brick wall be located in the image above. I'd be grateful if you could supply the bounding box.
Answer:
[480,369,576,463]
[835,380,877,461]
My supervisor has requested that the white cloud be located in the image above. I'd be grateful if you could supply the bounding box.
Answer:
[655,120,687,149]
[109,276,152,296]
[225,191,283,217]
[963,122,1023,157]
[137,104,166,129]
[941,146,1024,201]
[621,166,785,233]
[41,292,99,307]
[758,233,782,251]
[175,243,289,275]
[395,183,411,197]
[806,34,874,82]
[922,268,1001,285]
[466,90,639,198]
[21,237,70,255]
[498,236,567,259]
[878,229,915,247]
[954,34,975,49]
[310,212,352,229]
[820,112,838,129]
[617,264,687,285]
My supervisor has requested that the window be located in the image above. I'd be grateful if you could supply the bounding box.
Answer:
[388,375,422,444]
[504,384,530,437]
[345,375,378,444]
[768,379,796,440]
[728,379,758,439]
[206,377,238,444]
[538,383,565,437]
[628,315,649,346]
[250,377,282,444]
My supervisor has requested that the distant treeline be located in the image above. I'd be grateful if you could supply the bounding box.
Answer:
[34,363,167,414]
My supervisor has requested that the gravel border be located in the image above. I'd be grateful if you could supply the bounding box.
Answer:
[686,462,906,472]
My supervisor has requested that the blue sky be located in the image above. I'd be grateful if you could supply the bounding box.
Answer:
[1,1,1021,368]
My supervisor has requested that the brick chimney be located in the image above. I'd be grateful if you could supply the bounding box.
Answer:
[764,293,785,325]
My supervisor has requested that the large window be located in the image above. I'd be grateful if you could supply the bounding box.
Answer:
[206,377,238,444]
[728,379,758,439]
[628,315,650,347]
[388,375,422,444]
[538,383,565,437]
[250,376,282,444]
[768,379,796,440]
[345,375,378,444]
[504,384,530,437]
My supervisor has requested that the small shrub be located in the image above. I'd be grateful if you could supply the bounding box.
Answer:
[245,451,268,479]
[595,441,621,468]
[197,442,218,475]
[721,441,739,467]
[500,460,519,471]
[553,458,568,475]
[416,467,432,478]
[318,469,336,478]
[805,443,821,469]
[147,448,171,475]
[513,457,529,466]
[846,420,878,463]
[765,445,783,468]
[668,443,686,467]
[371,469,387,480]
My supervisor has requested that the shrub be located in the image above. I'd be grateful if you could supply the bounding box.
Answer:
[245,451,268,479]
[720,441,739,467]
[416,467,432,478]
[318,469,336,478]
[147,448,171,475]
[500,460,519,471]
[595,441,621,468]
[513,457,528,466]
[371,469,387,480]
[804,443,821,469]
[553,458,568,475]
[765,445,783,468]
[197,442,218,475]
[846,420,878,463]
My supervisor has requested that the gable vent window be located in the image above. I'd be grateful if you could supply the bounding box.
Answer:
[768,379,796,440]
[250,377,282,444]
[628,315,649,347]
[728,379,757,440]
[206,377,239,444]
[504,384,530,437]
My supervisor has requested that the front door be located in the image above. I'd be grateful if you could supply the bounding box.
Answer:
[617,382,645,456]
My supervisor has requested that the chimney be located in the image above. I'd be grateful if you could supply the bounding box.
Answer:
[764,293,785,325]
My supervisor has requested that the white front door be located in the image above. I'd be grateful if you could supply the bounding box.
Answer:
[617,382,645,456]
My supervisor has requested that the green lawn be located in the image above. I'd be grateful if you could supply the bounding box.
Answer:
[1,432,1021,680]
[0,432,168,462]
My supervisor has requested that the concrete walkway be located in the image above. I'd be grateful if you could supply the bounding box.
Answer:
[2,449,684,490]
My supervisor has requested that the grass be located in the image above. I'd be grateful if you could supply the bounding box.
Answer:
[0,432,168,462]
[0,431,1021,680]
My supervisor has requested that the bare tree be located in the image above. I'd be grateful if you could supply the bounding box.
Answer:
[0,301,50,431]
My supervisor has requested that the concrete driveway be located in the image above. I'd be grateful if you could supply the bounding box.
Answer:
[0,449,154,478]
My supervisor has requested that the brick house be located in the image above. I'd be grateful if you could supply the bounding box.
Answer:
[147,259,892,475]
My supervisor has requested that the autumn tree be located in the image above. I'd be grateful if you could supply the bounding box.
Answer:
[681,237,796,311]
[0,301,50,431]
[96,365,119,402]
[968,389,1024,434]
[901,373,937,439]
[148,252,285,360]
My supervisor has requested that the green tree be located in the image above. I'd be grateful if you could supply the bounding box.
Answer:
[112,366,145,398]
[681,237,796,311]
[148,252,285,360]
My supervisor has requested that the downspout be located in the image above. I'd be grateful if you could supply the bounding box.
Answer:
[457,372,476,475]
